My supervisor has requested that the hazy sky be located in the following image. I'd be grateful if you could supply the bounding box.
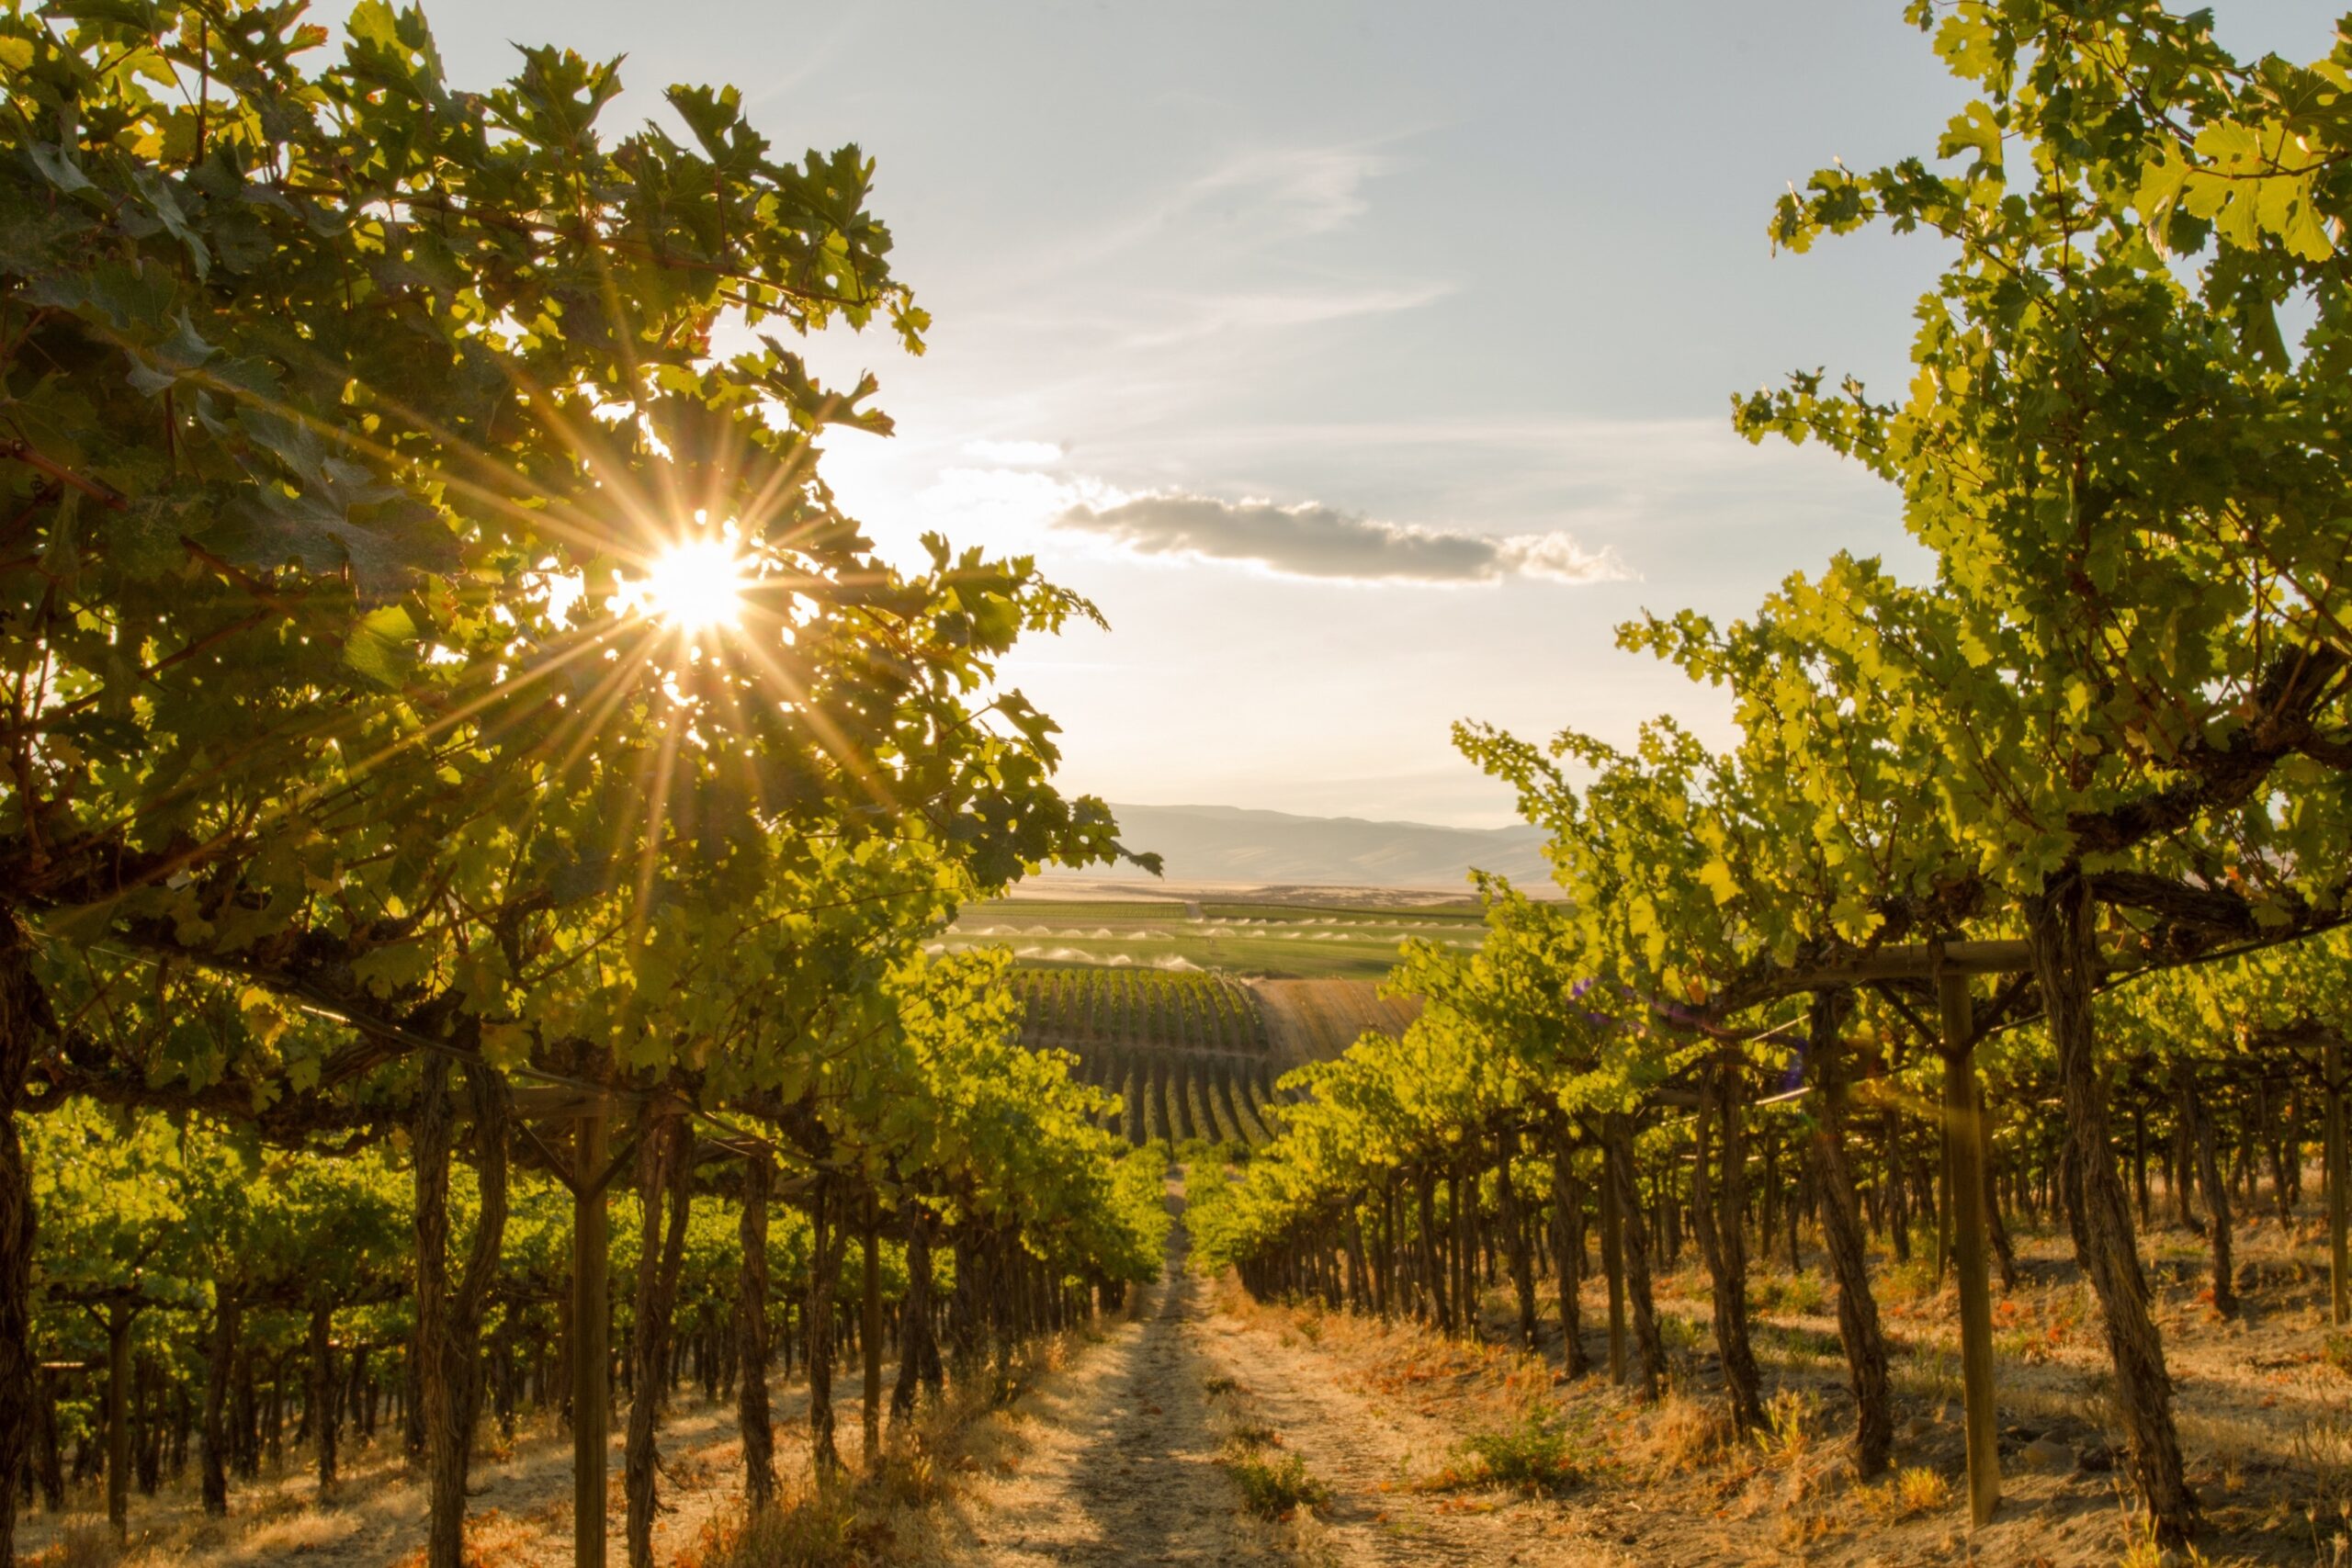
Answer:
[424,2,2334,828]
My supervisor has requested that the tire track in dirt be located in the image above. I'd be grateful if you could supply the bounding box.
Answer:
[1190,1311,1629,1568]
[965,1183,1261,1566]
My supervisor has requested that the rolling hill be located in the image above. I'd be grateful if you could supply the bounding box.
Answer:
[1089,802,1548,890]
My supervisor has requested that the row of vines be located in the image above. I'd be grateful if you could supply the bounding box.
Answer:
[1193,5,2352,1555]
[1010,965,1270,1054]
[1063,1042,1282,1149]
[0,11,1166,1568]
[25,1110,1170,1537]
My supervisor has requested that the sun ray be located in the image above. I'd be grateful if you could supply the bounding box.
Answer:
[726,623,908,820]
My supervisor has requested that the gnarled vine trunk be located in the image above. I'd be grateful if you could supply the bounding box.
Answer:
[860,1193,882,1467]
[1805,989,1892,1479]
[413,1056,458,1568]
[1496,1125,1539,1349]
[736,1150,776,1517]
[625,1108,693,1568]
[804,1169,848,1482]
[414,1048,510,1568]
[1980,1081,2020,1292]
[1413,1169,1447,1332]
[1548,1120,1590,1378]
[892,1208,937,1423]
[0,908,50,1568]
[200,1291,238,1515]
[1690,1062,1763,1433]
[2186,1074,2236,1318]
[946,1226,983,1371]
[2028,872,2196,1547]
[1447,1160,1473,1338]
[308,1298,336,1487]
[1602,1113,1665,1403]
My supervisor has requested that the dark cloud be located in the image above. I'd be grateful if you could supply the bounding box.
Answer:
[1055,494,1626,585]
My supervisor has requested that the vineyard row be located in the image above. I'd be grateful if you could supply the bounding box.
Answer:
[1010,965,1270,1054]
[1061,1043,1284,1149]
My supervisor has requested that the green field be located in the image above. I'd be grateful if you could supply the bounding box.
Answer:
[1194,900,1485,924]
[937,897,1482,981]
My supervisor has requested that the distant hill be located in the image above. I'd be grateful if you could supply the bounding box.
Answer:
[1093,803,1549,889]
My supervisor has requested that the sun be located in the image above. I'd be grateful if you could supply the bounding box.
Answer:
[636,538,748,632]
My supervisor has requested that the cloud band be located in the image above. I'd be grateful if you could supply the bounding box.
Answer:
[1054,493,1627,586]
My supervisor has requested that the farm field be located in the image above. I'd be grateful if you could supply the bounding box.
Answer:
[1008,967,1289,1149]
[937,895,1486,981]
[970,904,1458,1155]
[1251,978,1423,1066]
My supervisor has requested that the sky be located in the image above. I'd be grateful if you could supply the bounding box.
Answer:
[424,1,2338,829]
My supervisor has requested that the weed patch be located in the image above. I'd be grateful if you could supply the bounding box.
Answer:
[690,1486,860,1568]
[1461,1410,1584,1495]
[1421,1407,1586,1496]
[1858,1466,1951,1519]
[1222,1442,1330,1520]
[1750,1269,1827,1317]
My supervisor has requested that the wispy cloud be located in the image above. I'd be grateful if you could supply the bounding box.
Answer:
[1054,492,1629,586]
[1116,282,1450,349]
[974,141,1406,293]
[1181,146,1393,239]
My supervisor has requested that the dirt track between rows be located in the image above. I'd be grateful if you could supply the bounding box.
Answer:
[960,1179,1620,1568]
[954,1189,1255,1565]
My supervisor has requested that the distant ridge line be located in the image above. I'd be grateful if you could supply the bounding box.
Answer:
[1091,801,1548,890]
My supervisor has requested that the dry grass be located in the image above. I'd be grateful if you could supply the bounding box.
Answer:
[22,1523,126,1568]
[1219,1203,2351,1567]
[237,1506,351,1559]
[18,1500,356,1568]
[1195,1356,1343,1563]
[686,1322,1117,1568]
[1756,1385,1821,1467]
[2295,1411,2352,1517]
[1199,1364,1321,1516]
[1856,1464,1953,1519]
[1636,1390,1736,1477]
[1749,1268,1827,1317]
[455,1507,545,1568]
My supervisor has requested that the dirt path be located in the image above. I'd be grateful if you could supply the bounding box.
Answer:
[956,1179,1633,1568]
[959,1188,1258,1565]
[1187,1312,1623,1568]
